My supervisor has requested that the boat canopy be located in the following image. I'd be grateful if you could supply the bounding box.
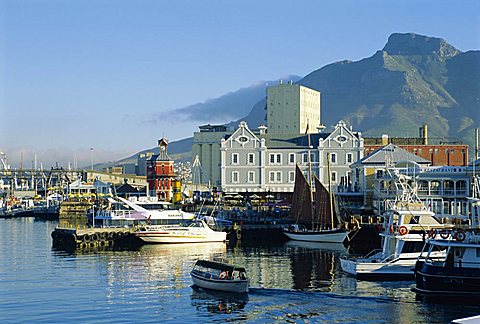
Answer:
[195,260,245,272]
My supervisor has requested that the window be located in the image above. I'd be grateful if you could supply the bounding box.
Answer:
[289,153,295,164]
[269,153,281,165]
[346,153,353,164]
[231,171,239,183]
[269,171,282,183]
[289,171,295,183]
[247,171,255,183]
[302,153,309,164]
[247,153,255,165]
[310,153,315,163]
[331,171,337,182]
[232,153,239,165]
[269,171,275,182]
[330,153,337,164]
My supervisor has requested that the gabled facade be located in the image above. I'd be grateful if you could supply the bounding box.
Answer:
[350,143,431,207]
[220,121,364,194]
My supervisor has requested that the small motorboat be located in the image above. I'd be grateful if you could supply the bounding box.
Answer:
[190,260,249,293]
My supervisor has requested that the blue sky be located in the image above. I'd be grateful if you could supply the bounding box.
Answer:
[1,0,479,168]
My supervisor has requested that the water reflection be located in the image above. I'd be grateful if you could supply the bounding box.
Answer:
[190,285,248,315]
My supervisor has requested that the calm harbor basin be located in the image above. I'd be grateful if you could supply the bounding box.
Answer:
[1,218,479,323]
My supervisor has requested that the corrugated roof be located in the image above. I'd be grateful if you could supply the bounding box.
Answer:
[353,143,430,165]
[265,133,331,149]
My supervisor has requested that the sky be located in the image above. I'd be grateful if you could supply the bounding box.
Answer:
[1,0,479,168]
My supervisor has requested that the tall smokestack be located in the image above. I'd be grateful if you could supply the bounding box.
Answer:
[419,124,428,145]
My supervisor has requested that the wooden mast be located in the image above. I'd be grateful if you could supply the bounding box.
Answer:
[327,152,334,229]
[307,121,315,230]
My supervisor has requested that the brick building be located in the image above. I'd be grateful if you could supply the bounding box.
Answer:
[146,138,176,200]
[364,125,468,166]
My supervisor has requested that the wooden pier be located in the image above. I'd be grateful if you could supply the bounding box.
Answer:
[51,226,143,250]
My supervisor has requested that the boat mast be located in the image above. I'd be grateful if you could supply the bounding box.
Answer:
[307,121,315,230]
[327,152,334,229]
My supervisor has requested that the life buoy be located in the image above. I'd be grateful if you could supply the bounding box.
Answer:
[399,226,408,236]
[219,271,228,279]
[428,229,437,239]
[440,231,450,239]
[454,230,465,242]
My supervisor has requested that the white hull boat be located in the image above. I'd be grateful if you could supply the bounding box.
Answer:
[136,220,227,244]
[340,168,451,280]
[283,228,350,243]
[190,260,249,293]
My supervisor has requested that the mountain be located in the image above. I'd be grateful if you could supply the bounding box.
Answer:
[298,33,479,149]
[117,33,479,167]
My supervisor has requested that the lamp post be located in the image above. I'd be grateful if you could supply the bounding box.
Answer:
[90,147,94,182]
[90,148,94,171]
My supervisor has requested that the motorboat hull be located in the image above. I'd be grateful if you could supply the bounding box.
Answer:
[191,272,249,293]
[340,257,416,280]
[283,228,350,243]
[136,230,226,244]
[414,261,480,295]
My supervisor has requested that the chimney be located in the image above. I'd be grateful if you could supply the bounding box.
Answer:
[419,124,428,145]
[258,124,267,135]
[381,134,389,146]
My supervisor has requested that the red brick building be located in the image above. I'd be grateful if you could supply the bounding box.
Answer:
[364,125,469,166]
[146,138,175,200]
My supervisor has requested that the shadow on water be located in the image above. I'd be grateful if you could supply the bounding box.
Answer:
[190,285,249,314]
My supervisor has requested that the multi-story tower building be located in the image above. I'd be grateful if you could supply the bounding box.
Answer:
[146,138,175,200]
[267,81,321,137]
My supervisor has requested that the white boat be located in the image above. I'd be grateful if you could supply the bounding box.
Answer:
[340,170,451,280]
[190,259,249,293]
[283,163,353,243]
[284,224,350,243]
[93,196,196,227]
[135,219,227,244]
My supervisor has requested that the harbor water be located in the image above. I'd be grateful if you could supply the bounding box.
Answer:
[1,218,479,323]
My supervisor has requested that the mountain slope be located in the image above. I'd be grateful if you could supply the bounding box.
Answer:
[117,33,479,166]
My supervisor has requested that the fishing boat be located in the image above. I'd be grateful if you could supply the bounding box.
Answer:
[135,219,227,244]
[190,259,249,293]
[340,170,451,280]
[282,162,351,243]
[413,229,480,295]
[413,178,480,294]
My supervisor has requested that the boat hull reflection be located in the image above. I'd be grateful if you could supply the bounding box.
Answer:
[190,285,248,314]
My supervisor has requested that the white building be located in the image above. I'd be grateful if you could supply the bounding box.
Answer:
[220,120,363,194]
[267,81,321,137]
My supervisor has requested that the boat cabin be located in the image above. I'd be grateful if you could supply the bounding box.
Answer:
[191,260,247,281]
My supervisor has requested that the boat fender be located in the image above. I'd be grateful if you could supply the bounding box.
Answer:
[454,230,465,242]
[399,226,408,236]
[219,271,228,279]
[375,224,383,233]
[389,226,394,234]
[428,229,437,239]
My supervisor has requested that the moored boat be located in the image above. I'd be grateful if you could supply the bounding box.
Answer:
[190,259,249,293]
[135,219,227,244]
[283,163,353,243]
[340,171,451,280]
[414,229,480,295]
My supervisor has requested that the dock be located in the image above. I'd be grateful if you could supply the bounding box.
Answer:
[52,226,143,250]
